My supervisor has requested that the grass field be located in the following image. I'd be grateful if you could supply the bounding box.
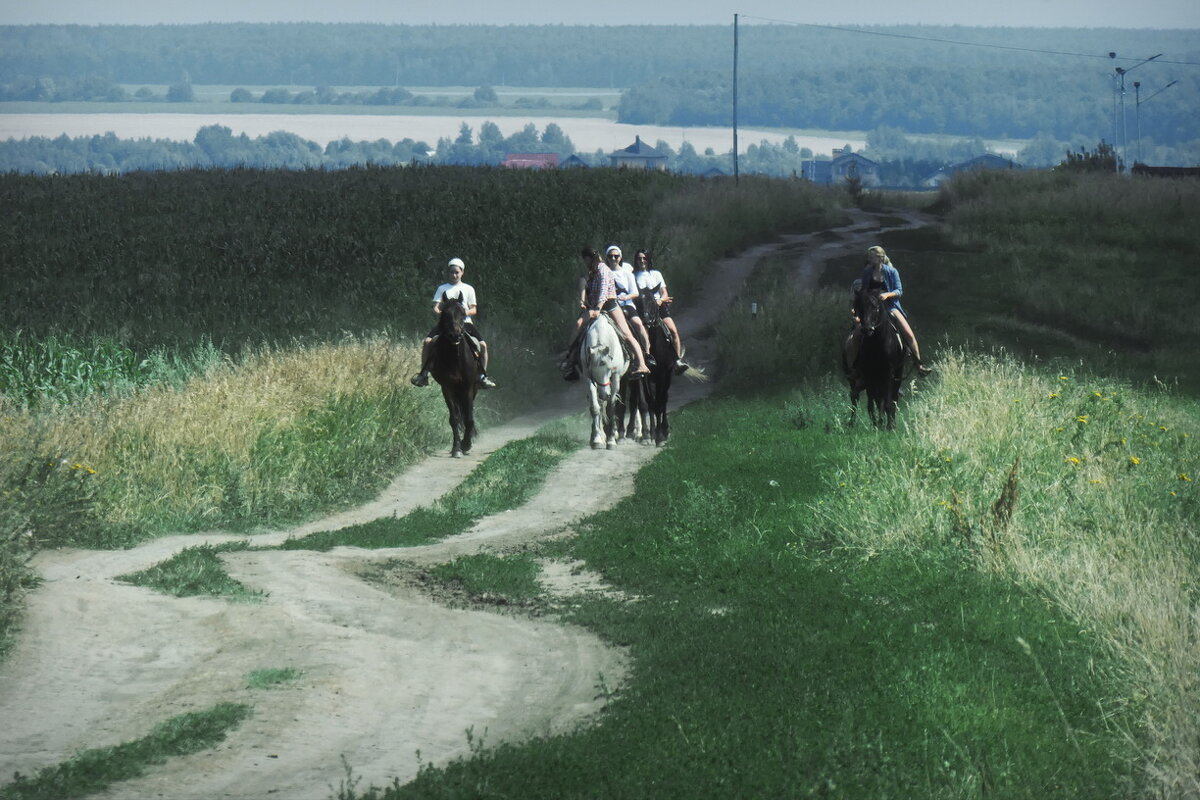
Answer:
[2,166,1197,798]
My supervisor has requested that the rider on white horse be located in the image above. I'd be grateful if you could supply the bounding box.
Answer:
[561,247,651,382]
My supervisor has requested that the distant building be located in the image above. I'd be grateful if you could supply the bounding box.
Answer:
[923,153,1020,187]
[609,136,667,170]
[560,154,590,168]
[800,150,880,186]
[1131,163,1200,178]
[502,153,560,169]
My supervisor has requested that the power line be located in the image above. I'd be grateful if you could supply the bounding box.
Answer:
[737,15,1200,67]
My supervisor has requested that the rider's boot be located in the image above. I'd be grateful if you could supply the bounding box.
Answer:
[410,369,430,387]
[479,372,497,389]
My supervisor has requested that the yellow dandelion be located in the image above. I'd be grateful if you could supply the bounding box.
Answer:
[1065,456,1082,465]
[1090,479,1103,484]
[1159,426,1169,432]
[1059,376,1069,381]
[1093,391,1103,398]
[1076,416,1089,424]
[1120,437,1127,445]
[1054,427,1065,433]
[1129,456,1141,466]
[1180,473,1192,482]
[1169,491,1178,497]
[1047,393,1060,399]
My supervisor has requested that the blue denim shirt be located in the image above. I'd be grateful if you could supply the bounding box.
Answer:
[859,263,906,317]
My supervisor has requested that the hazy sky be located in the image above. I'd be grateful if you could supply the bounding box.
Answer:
[2,0,1198,28]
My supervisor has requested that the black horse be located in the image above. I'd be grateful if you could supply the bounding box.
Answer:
[430,292,479,457]
[639,287,678,446]
[845,289,905,429]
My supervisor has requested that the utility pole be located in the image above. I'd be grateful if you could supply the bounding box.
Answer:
[733,13,739,183]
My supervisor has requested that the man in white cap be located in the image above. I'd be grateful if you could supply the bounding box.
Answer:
[411,257,497,388]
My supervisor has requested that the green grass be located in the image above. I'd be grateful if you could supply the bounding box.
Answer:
[0,703,251,800]
[280,429,581,551]
[246,667,304,689]
[422,553,544,605]
[115,541,262,601]
[346,397,1132,799]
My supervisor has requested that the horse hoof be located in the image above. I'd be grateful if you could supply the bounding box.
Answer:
[591,441,601,450]
[606,442,615,450]
[451,450,463,458]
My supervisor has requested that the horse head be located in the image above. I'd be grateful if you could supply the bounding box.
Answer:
[638,286,663,328]
[856,289,889,337]
[438,290,468,345]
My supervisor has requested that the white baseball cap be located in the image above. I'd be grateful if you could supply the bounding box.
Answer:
[447,257,465,269]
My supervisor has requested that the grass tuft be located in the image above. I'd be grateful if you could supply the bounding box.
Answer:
[0,702,251,800]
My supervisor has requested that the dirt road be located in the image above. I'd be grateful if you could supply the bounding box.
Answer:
[0,209,930,799]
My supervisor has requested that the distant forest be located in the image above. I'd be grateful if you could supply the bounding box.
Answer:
[2,23,1197,149]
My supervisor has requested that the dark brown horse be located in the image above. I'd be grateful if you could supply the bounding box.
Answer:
[430,292,479,457]
[845,289,905,429]
[639,286,677,446]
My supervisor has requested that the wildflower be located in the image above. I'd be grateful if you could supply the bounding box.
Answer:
[1159,426,1169,432]
[1093,391,1103,398]
[1090,479,1103,485]
[1076,416,1089,424]
[1169,491,1178,497]
[1054,427,1065,433]
[1013,399,1021,403]
[1120,437,1127,445]
[1129,456,1141,466]
[1059,376,1069,381]
[1180,473,1192,482]
[1065,456,1082,465]
[1047,393,1060,399]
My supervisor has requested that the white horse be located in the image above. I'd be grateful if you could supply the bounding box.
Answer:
[580,314,629,450]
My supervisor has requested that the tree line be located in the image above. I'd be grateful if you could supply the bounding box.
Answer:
[2,23,1196,147]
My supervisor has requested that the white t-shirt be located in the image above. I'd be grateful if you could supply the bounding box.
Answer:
[634,269,666,302]
[611,262,637,307]
[432,281,477,315]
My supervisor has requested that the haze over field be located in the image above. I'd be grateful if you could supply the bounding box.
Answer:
[3,0,1199,28]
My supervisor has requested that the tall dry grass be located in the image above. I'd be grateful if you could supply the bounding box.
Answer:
[815,349,1198,798]
[3,335,446,546]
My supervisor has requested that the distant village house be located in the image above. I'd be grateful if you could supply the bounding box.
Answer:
[800,147,880,186]
[609,136,667,170]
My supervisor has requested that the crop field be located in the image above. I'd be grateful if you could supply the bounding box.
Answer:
[1,165,1197,798]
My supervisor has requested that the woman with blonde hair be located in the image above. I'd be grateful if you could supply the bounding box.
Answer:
[846,245,933,376]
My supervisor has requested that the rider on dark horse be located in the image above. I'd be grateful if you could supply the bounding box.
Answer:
[411,257,497,389]
[632,249,690,375]
[560,247,651,382]
[845,245,933,381]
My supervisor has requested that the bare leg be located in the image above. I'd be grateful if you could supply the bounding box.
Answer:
[608,310,649,372]
[629,314,651,354]
[478,340,489,373]
[891,310,932,374]
[890,310,921,362]
[664,317,685,360]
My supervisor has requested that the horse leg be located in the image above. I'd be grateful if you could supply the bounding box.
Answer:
[588,382,605,450]
[461,389,477,455]
[443,389,464,457]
